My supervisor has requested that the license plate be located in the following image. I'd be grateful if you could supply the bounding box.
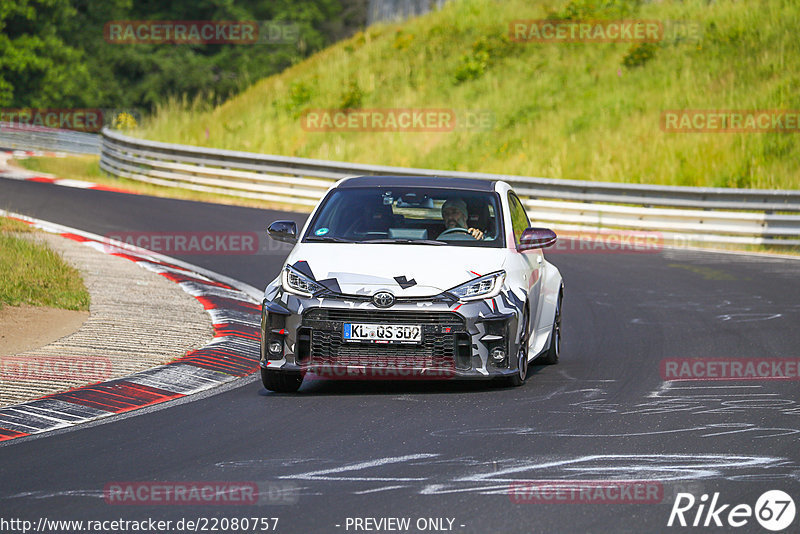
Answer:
[343,323,422,344]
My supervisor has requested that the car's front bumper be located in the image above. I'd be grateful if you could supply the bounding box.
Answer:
[260,287,528,380]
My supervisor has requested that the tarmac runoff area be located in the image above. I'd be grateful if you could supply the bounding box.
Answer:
[0,230,213,408]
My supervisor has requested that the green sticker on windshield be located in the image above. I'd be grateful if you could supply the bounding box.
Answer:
[314,228,329,236]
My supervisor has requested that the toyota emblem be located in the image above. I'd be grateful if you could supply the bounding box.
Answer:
[372,291,395,308]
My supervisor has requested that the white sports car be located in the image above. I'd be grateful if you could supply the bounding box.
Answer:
[260,176,563,392]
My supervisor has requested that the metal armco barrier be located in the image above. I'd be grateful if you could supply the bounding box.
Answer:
[98,127,800,246]
[0,123,100,155]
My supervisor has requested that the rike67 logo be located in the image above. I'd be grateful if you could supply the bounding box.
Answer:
[668,490,796,531]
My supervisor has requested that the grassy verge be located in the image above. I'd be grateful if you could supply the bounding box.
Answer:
[138,0,800,190]
[14,156,312,213]
[0,217,90,311]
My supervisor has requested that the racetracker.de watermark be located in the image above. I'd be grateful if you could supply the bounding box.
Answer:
[302,365,456,381]
[661,358,800,381]
[104,232,259,255]
[0,356,111,382]
[2,109,102,132]
[661,110,800,133]
[300,109,494,132]
[509,480,663,504]
[1,108,142,132]
[103,481,298,505]
[547,230,663,254]
[104,20,299,45]
[510,20,664,43]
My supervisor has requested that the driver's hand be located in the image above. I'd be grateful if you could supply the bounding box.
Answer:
[468,228,484,240]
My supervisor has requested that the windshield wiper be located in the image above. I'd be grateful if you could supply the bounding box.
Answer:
[305,236,354,243]
[362,238,447,246]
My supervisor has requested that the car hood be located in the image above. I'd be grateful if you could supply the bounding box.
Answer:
[285,243,507,297]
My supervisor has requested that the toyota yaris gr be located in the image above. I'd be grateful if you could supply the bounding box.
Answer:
[260,176,563,392]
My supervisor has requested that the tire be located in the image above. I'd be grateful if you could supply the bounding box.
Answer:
[505,305,530,387]
[539,289,562,365]
[261,367,303,393]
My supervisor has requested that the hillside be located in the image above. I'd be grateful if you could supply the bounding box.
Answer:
[138,0,800,189]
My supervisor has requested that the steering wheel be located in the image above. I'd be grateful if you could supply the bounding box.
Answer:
[438,227,472,237]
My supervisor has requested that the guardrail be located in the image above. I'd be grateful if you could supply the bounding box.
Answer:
[98,127,800,246]
[0,122,100,155]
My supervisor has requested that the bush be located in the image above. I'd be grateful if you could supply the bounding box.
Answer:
[286,82,314,116]
[453,32,515,84]
[339,80,363,109]
[622,42,658,68]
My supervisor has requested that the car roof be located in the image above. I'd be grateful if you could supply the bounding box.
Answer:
[337,175,497,192]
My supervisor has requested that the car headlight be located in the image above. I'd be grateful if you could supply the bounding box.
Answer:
[447,270,505,301]
[282,265,324,296]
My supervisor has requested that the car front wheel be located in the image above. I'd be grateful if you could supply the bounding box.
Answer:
[540,288,562,365]
[505,305,529,387]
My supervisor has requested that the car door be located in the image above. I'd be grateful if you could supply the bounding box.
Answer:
[506,191,544,352]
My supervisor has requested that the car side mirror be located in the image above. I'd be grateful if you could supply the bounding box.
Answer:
[267,220,298,244]
[518,227,557,251]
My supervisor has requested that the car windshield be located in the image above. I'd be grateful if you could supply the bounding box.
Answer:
[304,187,504,248]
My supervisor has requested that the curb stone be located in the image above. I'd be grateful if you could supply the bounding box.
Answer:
[0,211,263,443]
[0,231,212,407]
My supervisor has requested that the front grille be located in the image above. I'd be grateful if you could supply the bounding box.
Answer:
[304,309,464,325]
[310,330,455,368]
[300,308,466,370]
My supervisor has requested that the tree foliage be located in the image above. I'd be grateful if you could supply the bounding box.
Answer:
[0,0,368,111]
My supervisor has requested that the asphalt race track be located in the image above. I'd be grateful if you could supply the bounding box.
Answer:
[2,177,800,533]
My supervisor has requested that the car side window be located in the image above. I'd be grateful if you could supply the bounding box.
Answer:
[508,192,530,246]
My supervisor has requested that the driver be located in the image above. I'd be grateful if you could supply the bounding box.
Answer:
[438,198,484,240]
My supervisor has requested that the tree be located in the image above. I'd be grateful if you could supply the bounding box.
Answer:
[1,0,366,113]
[0,0,95,107]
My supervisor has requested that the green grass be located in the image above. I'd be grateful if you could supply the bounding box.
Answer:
[0,217,90,311]
[16,155,104,183]
[136,0,800,190]
[15,156,314,212]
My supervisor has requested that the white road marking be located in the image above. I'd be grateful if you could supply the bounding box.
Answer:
[353,485,408,494]
[281,453,439,482]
